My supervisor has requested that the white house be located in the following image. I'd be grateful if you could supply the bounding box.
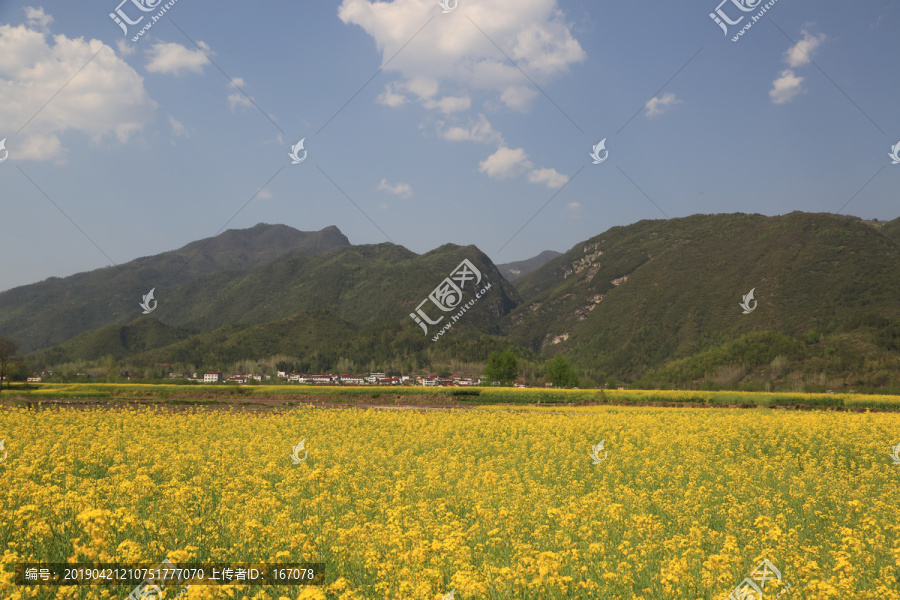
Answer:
[204,372,223,383]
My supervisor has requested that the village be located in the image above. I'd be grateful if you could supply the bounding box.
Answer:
[22,370,537,387]
[186,371,534,387]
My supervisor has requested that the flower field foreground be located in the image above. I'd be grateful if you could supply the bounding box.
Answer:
[1,405,899,600]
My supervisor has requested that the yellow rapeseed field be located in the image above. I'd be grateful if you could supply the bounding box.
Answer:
[1,404,899,599]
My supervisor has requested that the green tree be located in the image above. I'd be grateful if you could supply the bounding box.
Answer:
[483,350,518,386]
[0,337,18,393]
[104,354,118,383]
[545,355,579,388]
[5,357,28,385]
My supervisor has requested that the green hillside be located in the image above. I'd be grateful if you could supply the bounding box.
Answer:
[26,317,193,366]
[121,312,525,376]
[505,212,900,381]
[635,324,900,392]
[880,216,900,244]
[0,224,350,352]
[22,243,522,373]
[130,309,359,369]
[150,242,519,334]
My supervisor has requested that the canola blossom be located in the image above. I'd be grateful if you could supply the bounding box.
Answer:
[1,404,899,599]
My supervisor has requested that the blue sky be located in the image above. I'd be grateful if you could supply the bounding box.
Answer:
[0,0,898,292]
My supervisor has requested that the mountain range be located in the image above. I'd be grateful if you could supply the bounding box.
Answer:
[4,212,900,391]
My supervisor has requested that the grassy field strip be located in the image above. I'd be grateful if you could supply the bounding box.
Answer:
[5,383,900,410]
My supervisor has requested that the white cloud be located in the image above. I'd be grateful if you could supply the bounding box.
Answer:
[500,86,539,111]
[405,77,439,99]
[257,188,272,199]
[441,116,563,187]
[377,83,408,107]
[769,69,804,104]
[769,30,824,104]
[438,114,504,145]
[338,0,585,113]
[225,75,258,111]
[377,178,413,198]
[566,201,582,215]
[644,92,680,118]
[168,115,187,137]
[116,39,135,57]
[784,30,825,68]
[145,41,211,76]
[0,17,156,162]
[24,6,52,28]
[17,133,63,162]
[423,95,471,114]
[479,146,533,179]
[528,167,568,188]
[340,1,584,190]
[228,92,254,111]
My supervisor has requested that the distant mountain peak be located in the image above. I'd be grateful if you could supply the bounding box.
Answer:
[497,250,562,281]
